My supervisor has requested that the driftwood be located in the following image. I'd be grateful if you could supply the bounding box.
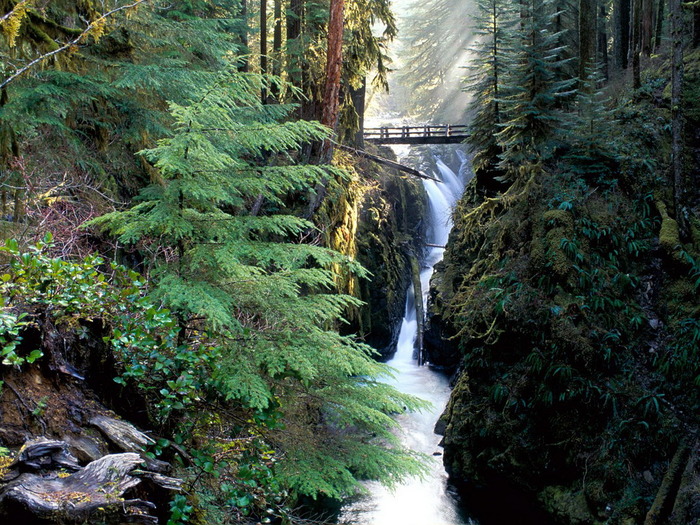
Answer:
[0,437,184,524]
[1,453,156,523]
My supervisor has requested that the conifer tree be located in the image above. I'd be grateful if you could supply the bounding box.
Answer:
[89,66,427,499]
[465,0,518,175]
[496,0,576,175]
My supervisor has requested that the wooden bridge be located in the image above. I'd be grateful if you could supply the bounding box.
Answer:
[364,125,469,145]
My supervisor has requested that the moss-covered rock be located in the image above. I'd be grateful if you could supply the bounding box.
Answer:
[326,145,427,359]
[539,486,600,525]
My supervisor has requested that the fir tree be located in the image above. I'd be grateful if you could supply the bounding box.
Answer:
[495,0,576,175]
[465,0,518,175]
[89,66,427,499]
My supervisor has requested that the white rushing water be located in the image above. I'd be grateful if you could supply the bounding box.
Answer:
[339,155,476,525]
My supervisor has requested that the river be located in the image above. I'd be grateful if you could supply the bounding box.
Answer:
[338,153,476,525]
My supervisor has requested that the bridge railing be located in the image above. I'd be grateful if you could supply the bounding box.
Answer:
[364,125,469,140]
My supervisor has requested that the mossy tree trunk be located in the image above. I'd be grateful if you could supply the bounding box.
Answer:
[670,0,687,238]
[644,443,692,524]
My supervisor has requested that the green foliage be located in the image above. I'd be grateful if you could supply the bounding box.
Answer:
[465,0,518,174]
[494,0,576,174]
[88,66,427,505]
[0,235,211,425]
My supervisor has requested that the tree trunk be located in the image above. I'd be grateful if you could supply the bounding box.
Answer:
[670,0,687,237]
[410,254,425,366]
[644,443,692,524]
[642,0,653,54]
[654,0,665,51]
[240,0,249,71]
[613,0,630,69]
[632,0,641,88]
[286,0,303,92]
[319,0,345,162]
[273,0,282,80]
[493,0,501,123]
[579,0,597,86]
[599,2,609,79]
[350,78,366,148]
[305,0,345,217]
[260,0,268,103]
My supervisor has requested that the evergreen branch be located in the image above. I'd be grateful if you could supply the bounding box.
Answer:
[0,0,153,90]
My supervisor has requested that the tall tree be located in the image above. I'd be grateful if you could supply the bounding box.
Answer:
[654,0,665,51]
[632,0,642,88]
[670,0,686,235]
[466,0,517,174]
[580,0,598,86]
[641,0,654,54]
[273,0,283,77]
[598,1,610,78]
[613,0,631,69]
[496,0,576,174]
[320,0,345,158]
[260,0,268,102]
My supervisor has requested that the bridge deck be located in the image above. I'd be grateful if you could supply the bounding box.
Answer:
[364,125,468,145]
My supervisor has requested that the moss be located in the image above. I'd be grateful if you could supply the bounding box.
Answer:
[543,209,574,230]
[539,486,599,525]
[0,454,13,479]
[656,201,681,257]
[540,210,575,280]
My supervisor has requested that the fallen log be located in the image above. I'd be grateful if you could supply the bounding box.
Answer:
[1,453,158,523]
[338,145,442,182]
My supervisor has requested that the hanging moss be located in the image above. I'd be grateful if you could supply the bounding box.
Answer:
[328,145,426,359]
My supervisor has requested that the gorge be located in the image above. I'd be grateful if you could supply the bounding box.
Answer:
[0,0,699,524]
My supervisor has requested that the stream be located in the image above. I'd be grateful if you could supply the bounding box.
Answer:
[338,153,476,525]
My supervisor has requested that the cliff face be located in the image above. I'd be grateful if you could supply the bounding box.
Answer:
[428,64,700,524]
[323,146,427,359]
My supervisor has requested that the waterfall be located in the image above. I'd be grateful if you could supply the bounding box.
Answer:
[339,154,476,525]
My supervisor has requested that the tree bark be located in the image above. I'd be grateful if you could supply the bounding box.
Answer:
[269,0,282,101]
[319,0,345,162]
[579,0,597,86]
[644,443,692,524]
[409,254,425,366]
[632,0,641,88]
[614,0,630,69]
[654,0,665,51]
[286,0,303,92]
[350,78,366,148]
[641,0,654,54]
[670,0,687,238]
[239,0,249,71]
[305,0,345,217]
[273,0,282,76]
[599,2,609,78]
[260,0,268,103]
